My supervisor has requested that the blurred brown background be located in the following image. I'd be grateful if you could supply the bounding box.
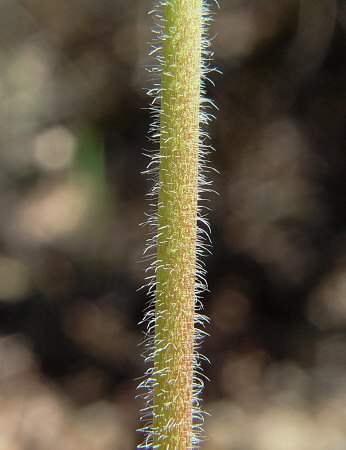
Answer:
[0,0,346,449]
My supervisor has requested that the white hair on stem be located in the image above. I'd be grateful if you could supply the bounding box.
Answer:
[137,0,217,448]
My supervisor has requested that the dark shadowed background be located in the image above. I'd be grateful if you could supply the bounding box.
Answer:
[0,0,346,448]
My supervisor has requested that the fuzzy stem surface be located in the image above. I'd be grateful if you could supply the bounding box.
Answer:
[152,0,203,448]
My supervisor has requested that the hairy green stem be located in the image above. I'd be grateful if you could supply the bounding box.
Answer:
[153,1,203,448]
[139,0,211,448]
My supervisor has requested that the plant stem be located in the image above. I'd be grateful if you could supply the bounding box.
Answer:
[152,0,204,448]
[139,0,212,448]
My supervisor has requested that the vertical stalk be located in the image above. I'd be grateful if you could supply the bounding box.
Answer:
[139,0,212,448]
[153,0,202,447]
